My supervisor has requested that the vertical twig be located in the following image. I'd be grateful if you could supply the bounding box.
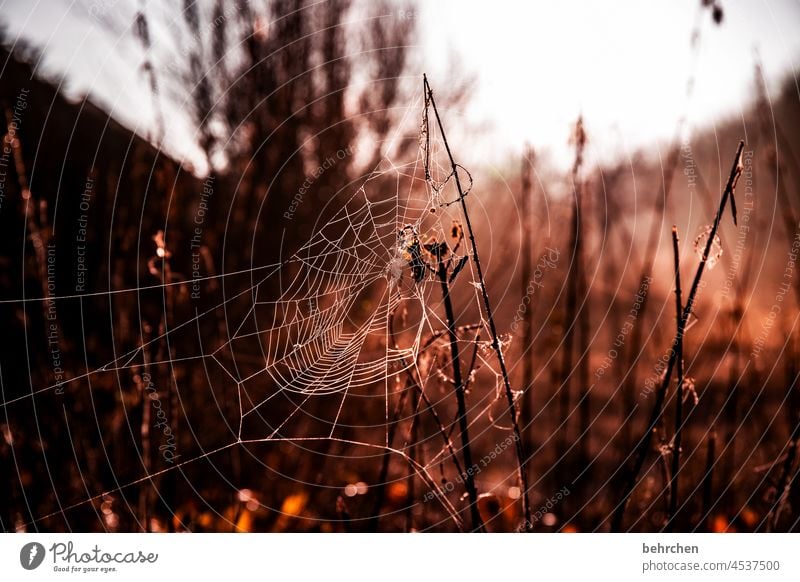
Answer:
[620,147,679,449]
[577,175,592,469]
[383,300,471,531]
[701,428,717,531]
[667,226,684,530]
[558,199,577,460]
[393,316,466,476]
[369,369,410,532]
[137,327,152,533]
[437,257,484,532]
[612,140,744,531]
[134,2,165,145]
[154,235,178,531]
[406,383,419,532]
[424,74,532,530]
[559,117,590,467]
[765,406,800,532]
[520,146,536,482]
[754,62,800,531]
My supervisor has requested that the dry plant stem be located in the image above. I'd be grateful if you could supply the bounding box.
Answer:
[577,191,591,466]
[658,443,672,517]
[722,307,743,493]
[713,129,757,485]
[406,386,419,532]
[560,118,590,467]
[754,85,800,529]
[687,154,748,494]
[520,147,536,471]
[755,62,800,279]
[137,334,153,532]
[369,310,466,531]
[154,256,178,531]
[755,65,800,453]
[135,2,165,144]
[446,332,482,443]
[758,123,800,526]
[8,118,83,523]
[424,74,532,530]
[620,278,651,449]
[620,147,681,448]
[667,227,684,531]
[558,128,582,458]
[5,110,60,374]
[437,259,484,532]
[765,406,800,531]
[462,330,482,395]
[612,140,744,532]
[415,380,465,478]
[369,372,410,532]
[393,312,466,476]
[700,428,716,531]
[558,210,577,458]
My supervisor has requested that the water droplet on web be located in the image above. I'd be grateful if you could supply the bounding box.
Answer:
[693,225,723,270]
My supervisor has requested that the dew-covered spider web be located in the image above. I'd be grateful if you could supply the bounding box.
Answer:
[5,84,517,530]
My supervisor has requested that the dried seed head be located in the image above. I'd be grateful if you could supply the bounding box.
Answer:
[570,116,586,150]
[693,225,723,269]
[681,376,699,405]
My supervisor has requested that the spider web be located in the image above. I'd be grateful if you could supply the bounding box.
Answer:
[4,86,511,530]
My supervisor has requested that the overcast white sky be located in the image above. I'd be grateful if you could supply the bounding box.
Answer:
[2,0,799,172]
[420,0,800,168]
